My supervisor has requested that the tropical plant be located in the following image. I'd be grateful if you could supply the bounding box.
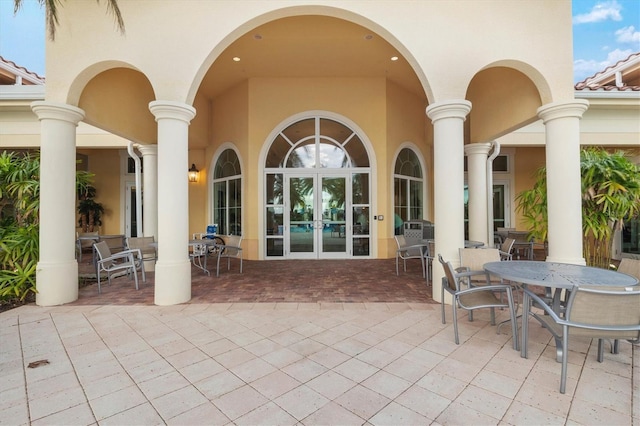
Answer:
[0,151,95,301]
[516,147,640,268]
[0,151,40,301]
[13,0,124,40]
[580,148,640,267]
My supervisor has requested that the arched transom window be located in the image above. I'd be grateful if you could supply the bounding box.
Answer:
[265,118,370,169]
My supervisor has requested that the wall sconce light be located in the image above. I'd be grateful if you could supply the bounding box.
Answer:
[188,163,199,183]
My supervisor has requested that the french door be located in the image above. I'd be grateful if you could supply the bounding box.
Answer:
[286,173,347,259]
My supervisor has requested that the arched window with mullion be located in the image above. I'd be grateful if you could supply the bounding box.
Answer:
[213,148,242,236]
[393,148,423,235]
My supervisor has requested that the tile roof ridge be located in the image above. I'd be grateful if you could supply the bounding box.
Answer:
[0,55,45,83]
[574,51,640,91]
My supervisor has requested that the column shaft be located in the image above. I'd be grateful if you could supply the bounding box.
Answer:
[31,102,84,306]
[426,100,472,302]
[464,143,492,246]
[538,100,589,265]
[149,101,196,305]
[137,144,158,271]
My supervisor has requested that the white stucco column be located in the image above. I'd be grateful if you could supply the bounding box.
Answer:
[538,100,589,265]
[137,144,158,271]
[31,102,84,306]
[149,101,196,305]
[464,143,492,247]
[426,100,472,302]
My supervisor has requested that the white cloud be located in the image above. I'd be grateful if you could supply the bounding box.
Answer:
[573,0,622,24]
[615,25,640,43]
[574,48,634,81]
[605,48,635,62]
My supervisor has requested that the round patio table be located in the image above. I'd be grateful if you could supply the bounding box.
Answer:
[484,261,638,289]
[484,261,638,357]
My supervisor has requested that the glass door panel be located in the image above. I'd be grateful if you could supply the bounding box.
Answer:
[492,185,506,231]
[321,176,346,257]
[125,182,139,238]
[287,176,316,258]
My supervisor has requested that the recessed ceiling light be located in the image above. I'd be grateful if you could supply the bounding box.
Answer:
[391,56,399,61]
[364,34,374,40]
[233,57,241,62]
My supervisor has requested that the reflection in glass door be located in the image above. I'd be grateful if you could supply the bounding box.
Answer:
[320,176,346,257]
[288,176,316,257]
[286,175,347,259]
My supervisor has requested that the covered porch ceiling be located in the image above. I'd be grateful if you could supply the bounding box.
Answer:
[198,15,425,100]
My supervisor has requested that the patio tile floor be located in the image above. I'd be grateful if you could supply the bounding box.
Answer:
[1,257,638,425]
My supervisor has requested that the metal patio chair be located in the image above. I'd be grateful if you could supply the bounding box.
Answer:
[126,236,157,263]
[499,237,516,261]
[439,254,518,350]
[93,241,145,293]
[216,235,243,276]
[523,284,640,393]
[617,258,640,281]
[394,235,426,277]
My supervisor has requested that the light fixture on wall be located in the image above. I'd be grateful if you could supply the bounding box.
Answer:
[188,163,199,183]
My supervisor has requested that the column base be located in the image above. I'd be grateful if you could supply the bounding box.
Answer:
[35,260,79,306]
[545,255,586,266]
[154,260,192,305]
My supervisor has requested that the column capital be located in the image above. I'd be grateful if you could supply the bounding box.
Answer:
[136,143,158,157]
[426,99,471,122]
[149,100,196,124]
[464,142,493,156]
[31,101,84,124]
[537,100,589,124]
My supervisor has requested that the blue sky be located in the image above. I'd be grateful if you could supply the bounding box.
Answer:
[1,0,639,83]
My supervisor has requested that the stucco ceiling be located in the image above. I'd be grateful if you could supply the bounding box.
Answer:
[198,15,425,99]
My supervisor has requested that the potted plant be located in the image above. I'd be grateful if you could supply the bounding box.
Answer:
[77,185,104,233]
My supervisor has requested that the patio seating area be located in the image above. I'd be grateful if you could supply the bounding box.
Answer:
[2,254,638,425]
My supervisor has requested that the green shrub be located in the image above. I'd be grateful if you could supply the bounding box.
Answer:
[0,151,95,301]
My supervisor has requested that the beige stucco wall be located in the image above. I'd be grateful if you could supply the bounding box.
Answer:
[497,96,640,147]
[207,76,399,259]
[47,1,574,109]
[78,68,156,143]
[467,67,542,142]
[384,80,432,257]
[511,147,546,231]
[24,0,594,261]
[76,149,122,235]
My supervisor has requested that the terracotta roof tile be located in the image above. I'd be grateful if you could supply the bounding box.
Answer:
[575,51,640,91]
[0,55,45,83]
